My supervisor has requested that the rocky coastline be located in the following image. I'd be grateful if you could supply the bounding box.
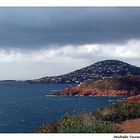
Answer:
[52,87,129,96]
[52,76,140,97]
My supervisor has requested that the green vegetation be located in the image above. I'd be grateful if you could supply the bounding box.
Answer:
[58,114,117,133]
[95,101,140,122]
[37,101,140,133]
[37,113,118,133]
[37,121,58,133]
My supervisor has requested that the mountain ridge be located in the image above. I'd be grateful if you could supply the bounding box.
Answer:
[26,60,140,84]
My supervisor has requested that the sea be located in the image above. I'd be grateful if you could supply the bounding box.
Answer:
[0,82,126,133]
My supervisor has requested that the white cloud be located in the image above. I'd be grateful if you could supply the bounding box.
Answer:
[0,39,140,80]
[0,39,140,63]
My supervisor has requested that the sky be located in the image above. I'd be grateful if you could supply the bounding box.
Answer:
[0,7,140,80]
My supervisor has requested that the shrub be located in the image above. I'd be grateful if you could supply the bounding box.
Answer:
[95,101,140,122]
[37,101,140,133]
[37,121,58,133]
[58,113,82,132]
[84,120,119,133]
[58,119,118,133]
[37,113,119,133]
[57,113,118,133]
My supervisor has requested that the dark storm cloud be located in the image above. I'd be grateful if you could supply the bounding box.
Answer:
[0,7,140,49]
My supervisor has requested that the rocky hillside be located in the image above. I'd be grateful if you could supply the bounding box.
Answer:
[126,95,140,102]
[27,60,140,84]
[80,76,140,91]
[52,76,140,96]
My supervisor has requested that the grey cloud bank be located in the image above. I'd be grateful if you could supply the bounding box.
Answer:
[0,8,140,80]
[0,8,140,48]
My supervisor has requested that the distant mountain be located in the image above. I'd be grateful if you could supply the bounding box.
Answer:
[26,60,140,84]
[0,80,17,83]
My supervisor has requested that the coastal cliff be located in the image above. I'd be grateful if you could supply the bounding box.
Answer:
[52,76,140,96]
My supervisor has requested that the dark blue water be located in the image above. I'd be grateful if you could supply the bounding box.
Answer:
[0,82,126,133]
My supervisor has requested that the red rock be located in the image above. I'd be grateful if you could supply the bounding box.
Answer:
[126,95,140,102]
[54,86,130,96]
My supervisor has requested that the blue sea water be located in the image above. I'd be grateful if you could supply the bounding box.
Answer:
[0,82,126,133]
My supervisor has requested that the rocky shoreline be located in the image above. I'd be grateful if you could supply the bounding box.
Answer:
[52,87,130,96]
[51,76,140,97]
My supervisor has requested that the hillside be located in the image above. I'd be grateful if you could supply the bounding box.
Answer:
[126,94,140,102]
[52,76,140,96]
[37,98,140,133]
[26,60,140,84]
[80,76,140,93]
